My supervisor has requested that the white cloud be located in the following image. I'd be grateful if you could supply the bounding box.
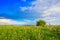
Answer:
[19,0,60,25]
[31,0,60,25]
[20,7,28,11]
[0,19,25,25]
[42,3,60,25]
[0,19,35,25]
[20,0,49,12]
[20,0,59,12]
[43,4,60,16]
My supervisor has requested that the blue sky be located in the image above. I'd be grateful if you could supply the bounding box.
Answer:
[0,0,60,25]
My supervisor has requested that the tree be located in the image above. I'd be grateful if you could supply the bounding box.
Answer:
[36,20,46,26]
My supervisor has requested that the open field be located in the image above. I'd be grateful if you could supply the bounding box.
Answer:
[0,25,60,40]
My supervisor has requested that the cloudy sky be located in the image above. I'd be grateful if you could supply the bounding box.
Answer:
[0,0,60,25]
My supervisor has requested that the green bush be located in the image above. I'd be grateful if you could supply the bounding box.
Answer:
[36,20,46,26]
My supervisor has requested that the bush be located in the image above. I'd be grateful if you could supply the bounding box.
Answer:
[36,20,46,26]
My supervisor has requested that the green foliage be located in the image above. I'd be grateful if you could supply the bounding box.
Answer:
[0,25,59,40]
[36,20,46,26]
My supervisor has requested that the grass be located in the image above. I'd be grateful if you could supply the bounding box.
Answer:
[0,25,60,40]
